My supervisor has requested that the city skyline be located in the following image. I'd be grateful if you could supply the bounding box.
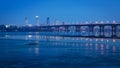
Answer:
[0,0,120,25]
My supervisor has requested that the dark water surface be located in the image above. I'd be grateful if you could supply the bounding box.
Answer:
[0,32,120,68]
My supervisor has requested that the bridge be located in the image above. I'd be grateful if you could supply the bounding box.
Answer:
[36,23,120,39]
[1,23,120,39]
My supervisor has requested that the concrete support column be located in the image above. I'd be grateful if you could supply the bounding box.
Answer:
[76,26,80,32]
[100,26,104,37]
[65,26,69,32]
[112,26,116,37]
[89,26,94,36]
[55,27,59,32]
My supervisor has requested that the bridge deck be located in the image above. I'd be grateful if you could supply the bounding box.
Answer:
[51,35,120,39]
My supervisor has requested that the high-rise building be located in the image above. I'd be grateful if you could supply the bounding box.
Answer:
[46,17,50,25]
[25,17,28,26]
[35,16,39,26]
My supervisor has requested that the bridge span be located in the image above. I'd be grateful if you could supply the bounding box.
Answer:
[37,23,120,39]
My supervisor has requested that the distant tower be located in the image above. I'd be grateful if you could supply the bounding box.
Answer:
[46,17,50,25]
[62,21,65,25]
[35,16,39,26]
[25,17,28,26]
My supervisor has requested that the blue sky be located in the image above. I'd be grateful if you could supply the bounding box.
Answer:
[0,0,120,25]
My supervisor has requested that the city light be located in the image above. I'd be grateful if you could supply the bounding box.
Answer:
[95,21,98,24]
[113,20,116,24]
[5,25,9,28]
[101,21,104,24]
[28,24,32,27]
[35,16,39,18]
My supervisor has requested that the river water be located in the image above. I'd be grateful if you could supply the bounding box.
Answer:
[0,32,120,68]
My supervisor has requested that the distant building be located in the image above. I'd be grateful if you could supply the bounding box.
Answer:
[35,16,39,26]
[25,17,28,26]
[46,17,50,25]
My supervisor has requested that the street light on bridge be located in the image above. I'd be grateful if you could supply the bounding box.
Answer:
[101,21,104,24]
[95,21,98,24]
[113,20,116,24]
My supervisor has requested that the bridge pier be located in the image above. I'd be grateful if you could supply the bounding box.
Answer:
[47,26,52,32]
[89,26,94,36]
[100,26,104,37]
[112,26,117,37]
[76,26,80,32]
[54,27,59,32]
[65,26,69,32]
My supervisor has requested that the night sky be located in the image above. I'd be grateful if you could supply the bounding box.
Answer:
[0,0,120,25]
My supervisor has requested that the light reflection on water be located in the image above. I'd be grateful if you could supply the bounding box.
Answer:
[0,32,120,68]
